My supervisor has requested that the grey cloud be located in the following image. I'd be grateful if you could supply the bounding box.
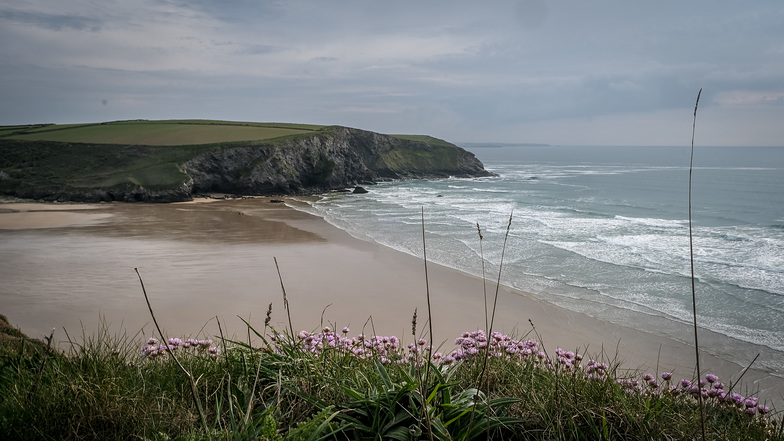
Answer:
[1,0,783,146]
[239,44,285,55]
[309,57,339,63]
[0,9,102,31]
[513,0,548,29]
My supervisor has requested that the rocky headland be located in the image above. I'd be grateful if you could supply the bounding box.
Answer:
[0,125,492,202]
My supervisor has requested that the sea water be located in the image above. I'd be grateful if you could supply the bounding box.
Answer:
[297,145,784,375]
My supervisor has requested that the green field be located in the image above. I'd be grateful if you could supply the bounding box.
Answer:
[1,120,325,146]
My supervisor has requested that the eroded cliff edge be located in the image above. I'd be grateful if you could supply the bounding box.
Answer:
[0,126,492,202]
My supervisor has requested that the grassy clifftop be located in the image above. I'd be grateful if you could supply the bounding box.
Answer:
[0,120,325,145]
[0,120,488,202]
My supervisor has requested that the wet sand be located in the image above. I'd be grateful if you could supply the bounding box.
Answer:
[0,202,112,229]
[1,198,781,406]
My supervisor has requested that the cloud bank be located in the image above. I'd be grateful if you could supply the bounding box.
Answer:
[1,0,783,145]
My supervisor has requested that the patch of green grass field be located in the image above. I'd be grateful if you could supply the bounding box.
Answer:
[2,120,325,146]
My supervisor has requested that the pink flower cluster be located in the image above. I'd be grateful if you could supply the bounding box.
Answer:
[282,328,544,367]
[278,327,417,364]
[146,327,772,418]
[661,373,770,416]
[141,337,220,359]
[444,330,540,365]
[540,347,608,379]
[615,371,770,417]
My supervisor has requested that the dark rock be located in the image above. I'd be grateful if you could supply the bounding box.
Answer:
[270,199,285,203]
[352,186,369,194]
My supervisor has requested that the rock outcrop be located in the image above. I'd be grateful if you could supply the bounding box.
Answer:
[182,126,492,196]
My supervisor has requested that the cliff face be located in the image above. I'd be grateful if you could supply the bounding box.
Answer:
[0,126,492,202]
[182,126,492,195]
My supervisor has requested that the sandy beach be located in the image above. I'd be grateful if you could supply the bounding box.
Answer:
[1,198,782,406]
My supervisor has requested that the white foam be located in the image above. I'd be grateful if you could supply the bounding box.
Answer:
[614,215,687,229]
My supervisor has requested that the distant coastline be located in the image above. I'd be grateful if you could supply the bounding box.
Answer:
[459,141,551,148]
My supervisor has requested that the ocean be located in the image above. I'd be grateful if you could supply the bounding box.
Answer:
[297,145,784,377]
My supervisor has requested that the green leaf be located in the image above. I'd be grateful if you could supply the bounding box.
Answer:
[384,425,414,441]
[341,386,365,401]
[374,359,394,390]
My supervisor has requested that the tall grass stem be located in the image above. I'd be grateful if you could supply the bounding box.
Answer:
[477,223,489,333]
[135,267,208,433]
[25,328,54,406]
[273,257,295,338]
[688,88,706,441]
[420,207,435,441]
[469,211,513,439]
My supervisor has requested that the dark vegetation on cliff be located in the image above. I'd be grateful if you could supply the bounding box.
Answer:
[0,120,492,202]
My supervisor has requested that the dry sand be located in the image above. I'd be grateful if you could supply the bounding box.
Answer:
[1,198,781,405]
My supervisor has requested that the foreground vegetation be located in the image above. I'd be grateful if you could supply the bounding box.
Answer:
[1,312,779,440]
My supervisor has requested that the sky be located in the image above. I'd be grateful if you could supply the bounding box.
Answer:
[1,0,783,146]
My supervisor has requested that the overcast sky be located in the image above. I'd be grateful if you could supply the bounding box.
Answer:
[1,1,783,146]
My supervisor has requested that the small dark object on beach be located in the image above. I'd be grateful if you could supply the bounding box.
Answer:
[270,199,285,203]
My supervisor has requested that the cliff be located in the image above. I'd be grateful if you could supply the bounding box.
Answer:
[183,126,491,195]
[0,124,492,202]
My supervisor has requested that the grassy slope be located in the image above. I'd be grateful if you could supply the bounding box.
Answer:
[384,134,462,172]
[0,141,210,192]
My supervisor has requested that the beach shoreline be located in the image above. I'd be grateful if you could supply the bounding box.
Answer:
[1,197,782,407]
